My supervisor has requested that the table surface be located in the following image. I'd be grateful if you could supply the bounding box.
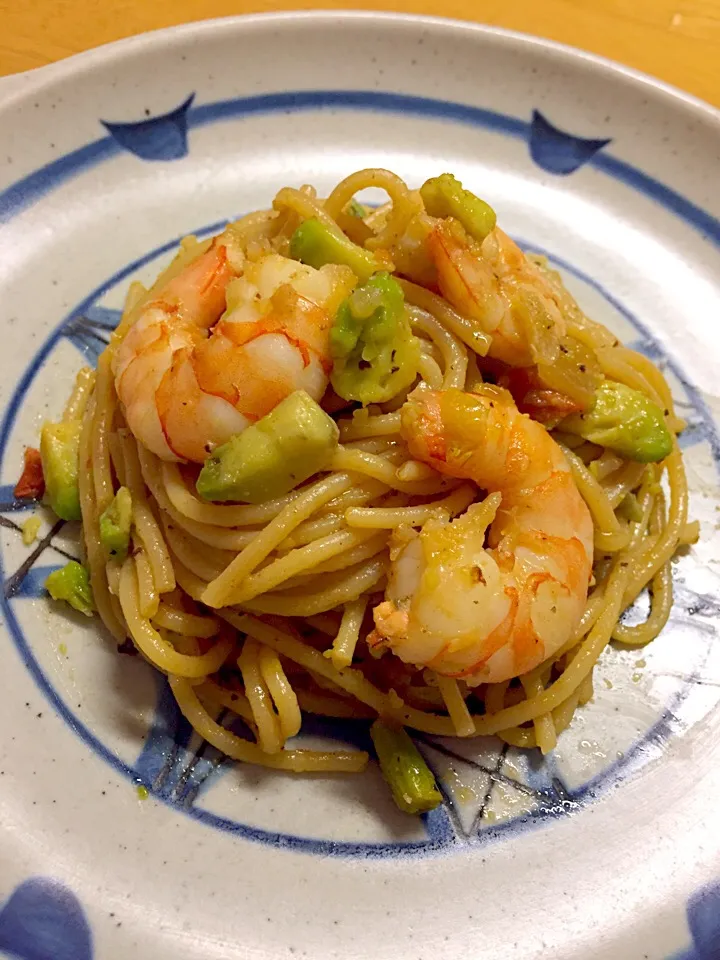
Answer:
[0,0,718,108]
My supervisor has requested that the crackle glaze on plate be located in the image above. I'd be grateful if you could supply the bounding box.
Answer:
[0,12,719,960]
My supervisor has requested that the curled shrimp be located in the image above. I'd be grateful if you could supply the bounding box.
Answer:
[427,220,568,368]
[113,230,355,462]
[370,384,593,685]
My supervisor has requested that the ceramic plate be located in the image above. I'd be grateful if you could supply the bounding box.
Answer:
[0,12,719,960]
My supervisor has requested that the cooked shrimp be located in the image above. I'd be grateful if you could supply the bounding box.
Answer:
[113,232,355,462]
[427,220,568,368]
[369,384,593,684]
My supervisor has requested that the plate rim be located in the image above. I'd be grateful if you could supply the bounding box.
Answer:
[1,9,719,126]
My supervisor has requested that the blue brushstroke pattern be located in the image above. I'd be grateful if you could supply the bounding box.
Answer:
[133,674,194,795]
[686,879,720,959]
[76,305,122,330]
[0,91,717,245]
[0,877,92,960]
[672,879,720,959]
[100,93,195,162]
[529,109,611,175]
[0,139,120,225]
[0,484,38,513]
[63,306,121,364]
[10,565,59,600]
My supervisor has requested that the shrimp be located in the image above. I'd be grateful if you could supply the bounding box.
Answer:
[370,384,593,685]
[427,219,568,368]
[112,230,355,462]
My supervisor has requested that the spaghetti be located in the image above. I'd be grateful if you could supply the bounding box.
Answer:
[42,169,694,805]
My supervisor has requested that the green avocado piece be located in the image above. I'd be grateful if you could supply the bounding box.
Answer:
[196,391,339,504]
[330,271,420,405]
[45,561,94,616]
[40,421,82,521]
[99,486,133,561]
[370,720,442,815]
[565,380,673,463]
[289,218,380,281]
[420,173,497,242]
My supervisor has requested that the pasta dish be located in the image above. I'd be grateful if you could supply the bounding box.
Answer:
[23,170,695,814]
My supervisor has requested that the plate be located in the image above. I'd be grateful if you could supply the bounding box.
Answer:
[0,12,719,960]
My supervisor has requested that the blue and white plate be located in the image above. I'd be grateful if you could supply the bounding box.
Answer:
[0,12,719,960]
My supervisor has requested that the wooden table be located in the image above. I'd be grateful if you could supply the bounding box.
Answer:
[0,0,718,108]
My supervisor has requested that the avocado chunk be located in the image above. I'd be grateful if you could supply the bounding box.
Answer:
[45,561,94,616]
[370,720,442,815]
[330,271,420,405]
[563,380,673,463]
[196,391,339,504]
[40,421,82,521]
[99,486,133,561]
[290,218,380,282]
[420,173,497,242]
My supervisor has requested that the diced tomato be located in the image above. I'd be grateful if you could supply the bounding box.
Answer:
[14,447,45,500]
